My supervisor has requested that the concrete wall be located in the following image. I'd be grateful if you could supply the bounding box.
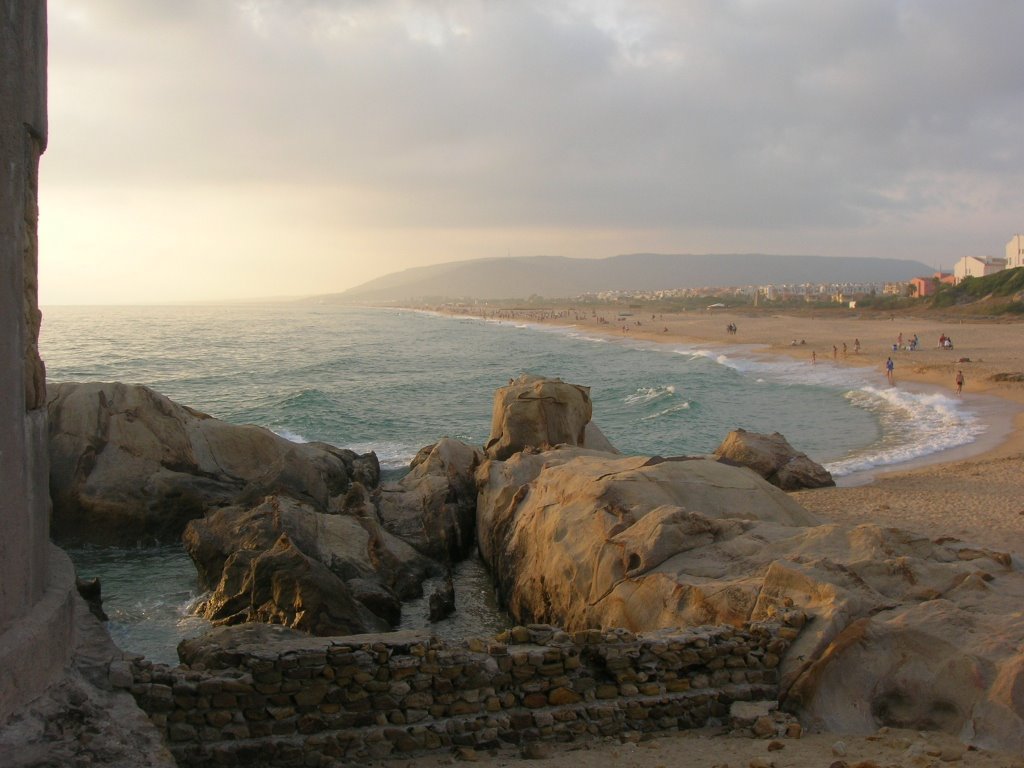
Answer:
[0,0,77,724]
[121,617,803,766]
[1007,235,1024,270]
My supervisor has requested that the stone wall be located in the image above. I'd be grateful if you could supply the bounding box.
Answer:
[123,616,803,766]
[0,0,77,725]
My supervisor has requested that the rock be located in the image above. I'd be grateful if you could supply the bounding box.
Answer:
[376,438,482,561]
[476,447,819,631]
[75,576,107,622]
[785,594,1024,754]
[483,374,596,460]
[730,700,777,726]
[428,574,456,622]
[194,532,389,636]
[473,391,1024,753]
[713,429,834,490]
[832,740,847,756]
[752,716,776,737]
[183,494,435,630]
[177,623,309,668]
[47,382,379,545]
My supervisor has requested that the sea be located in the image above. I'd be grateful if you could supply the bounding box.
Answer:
[40,304,985,664]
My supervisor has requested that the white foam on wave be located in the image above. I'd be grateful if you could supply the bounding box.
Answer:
[624,385,676,405]
[675,345,987,475]
[641,401,692,421]
[272,428,310,444]
[825,385,985,476]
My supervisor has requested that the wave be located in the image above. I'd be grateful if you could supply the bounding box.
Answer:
[641,401,692,421]
[824,385,984,476]
[624,385,676,405]
[670,341,986,476]
[272,428,310,444]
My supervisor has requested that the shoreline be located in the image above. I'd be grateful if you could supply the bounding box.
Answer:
[424,304,1024,480]
[418,303,1024,554]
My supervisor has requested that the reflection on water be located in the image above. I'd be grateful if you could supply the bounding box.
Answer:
[66,544,511,666]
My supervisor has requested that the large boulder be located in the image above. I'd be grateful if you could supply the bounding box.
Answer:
[484,374,605,460]
[375,438,482,562]
[714,429,834,490]
[183,493,435,632]
[476,448,818,630]
[198,533,388,636]
[474,442,1024,751]
[47,382,379,545]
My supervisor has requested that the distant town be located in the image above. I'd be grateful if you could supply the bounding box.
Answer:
[577,234,1024,309]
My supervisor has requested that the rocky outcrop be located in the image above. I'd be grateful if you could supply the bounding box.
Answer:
[376,438,482,562]
[714,429,834,490]
[183,493,436,634]
[476,448,818,631]
[47,382,380,545]
[474,436,1024,751]
[484,374,600,459]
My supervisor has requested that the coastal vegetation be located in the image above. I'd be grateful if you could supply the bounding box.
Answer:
[929,266,1024,314]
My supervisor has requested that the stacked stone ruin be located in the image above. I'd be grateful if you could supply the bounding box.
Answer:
[122,615,803,765]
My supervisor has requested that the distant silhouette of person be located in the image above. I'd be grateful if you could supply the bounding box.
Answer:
[885,357,895,384]
[955,369,964,395]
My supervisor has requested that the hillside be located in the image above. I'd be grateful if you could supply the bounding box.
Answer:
[318,253,932,303]
[929,267,1024,315]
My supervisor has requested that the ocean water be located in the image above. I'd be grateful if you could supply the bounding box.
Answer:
[40,304,984,663]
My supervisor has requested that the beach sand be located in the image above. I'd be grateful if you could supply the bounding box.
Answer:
[405,305,1024,768]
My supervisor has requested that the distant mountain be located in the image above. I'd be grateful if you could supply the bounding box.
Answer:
[319,253,934,303]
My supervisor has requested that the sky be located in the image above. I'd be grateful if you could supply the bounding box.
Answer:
[39,0,1024,304]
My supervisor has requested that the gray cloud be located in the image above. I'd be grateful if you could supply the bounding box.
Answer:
[45,0,1024,249]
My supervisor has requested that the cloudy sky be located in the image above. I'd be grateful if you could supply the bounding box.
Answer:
[40,0,1024,304]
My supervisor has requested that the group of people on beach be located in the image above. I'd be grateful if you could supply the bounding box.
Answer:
[808,337,860,365]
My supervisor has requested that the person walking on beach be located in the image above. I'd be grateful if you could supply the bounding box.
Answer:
[955,369,964,395]
[885,356,895,384]
[854,338,861,354]
[811,350,816,365]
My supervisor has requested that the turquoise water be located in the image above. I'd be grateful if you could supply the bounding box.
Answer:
[40,304,983,663]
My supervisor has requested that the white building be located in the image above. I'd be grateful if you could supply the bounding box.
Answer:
[1006,235,1024,269]
[953,255,1007,283]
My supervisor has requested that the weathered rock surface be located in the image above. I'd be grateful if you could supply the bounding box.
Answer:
[714,428,835,490]
[376,437,482,561]
[484,374,603,459]
[47,381,379,545]
[183,493,435,634]
[475,436,1024,752]
[477,448,818,630]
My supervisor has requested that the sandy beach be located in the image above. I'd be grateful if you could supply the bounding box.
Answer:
[397,305,1024,768]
